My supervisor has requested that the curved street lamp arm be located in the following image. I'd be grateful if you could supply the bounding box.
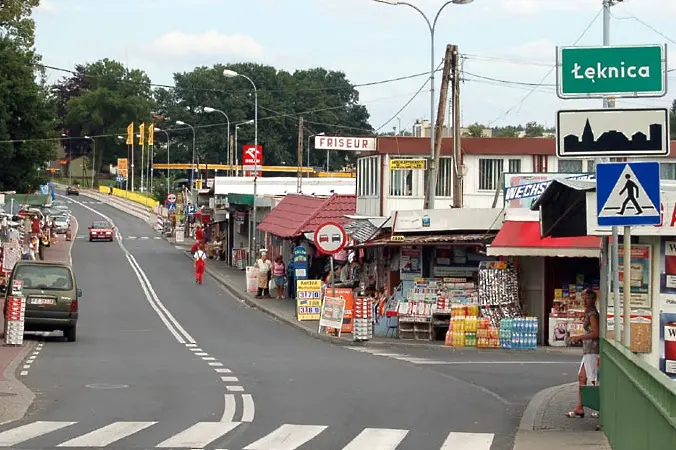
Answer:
[398,1,433,33]
[433,1,457,31]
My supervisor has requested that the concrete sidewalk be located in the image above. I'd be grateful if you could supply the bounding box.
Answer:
[0,220,77,425]
[514,382,610,450]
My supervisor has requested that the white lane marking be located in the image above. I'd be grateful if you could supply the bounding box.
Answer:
[195,352,209,356]
[127,236,137,239]
[202,356,216,361]
[221,376,239,382]
[341,428,408,450]
[226,386,244,392]
[22,365,31,369]
[208,362,224,367]
[244,424,327,450]
[241,394,255,422]
[190,348,203,352]
[439,361,577,365]
[185,343,197,348]
[156,422,241,448]
[440,432,495,450]
[154,236,162,239]
[57,421,156,447]
[0,421,76,446]
[19,371,28,376]
[215,368,232,373]
[221,394,236,423]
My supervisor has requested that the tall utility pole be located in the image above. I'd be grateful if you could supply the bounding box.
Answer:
[602,0,623,345]
[297,117,304,193]
[450,45,462,208]
[229,134,235,176]
[426,44,453,209]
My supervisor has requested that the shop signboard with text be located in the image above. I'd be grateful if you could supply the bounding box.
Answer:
[658,238,676,378]
[587,188,676,236]
[314,136,376,152]
[400,247,422,280]
[292,246,309,280]
[609,244,652,309]
[296,279,322,321]
[242,145,262,173]
[503,172,594,208]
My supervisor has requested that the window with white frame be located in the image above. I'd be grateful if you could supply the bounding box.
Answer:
[508,159,521,173]
[390,158,423,197]
[558,159,583,173]
[478,159,504,191]
[357,156,379,197]
[586,160,595,173]
[436,158,453,197]
[661,163,676,180]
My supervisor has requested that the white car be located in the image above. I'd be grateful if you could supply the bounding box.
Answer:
[53,216,69,234]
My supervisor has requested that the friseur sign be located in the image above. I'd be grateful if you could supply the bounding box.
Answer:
[557,44,667,99]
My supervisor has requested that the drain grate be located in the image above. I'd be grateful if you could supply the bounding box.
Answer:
[0,392,17,397]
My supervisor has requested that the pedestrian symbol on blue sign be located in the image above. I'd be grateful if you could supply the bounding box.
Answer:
[596,161,661,226]
[168,203,176,212]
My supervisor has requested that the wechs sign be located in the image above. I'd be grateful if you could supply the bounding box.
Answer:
[504,174,595,202]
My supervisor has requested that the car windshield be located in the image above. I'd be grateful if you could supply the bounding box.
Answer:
[13,265,73,290]
[92,222,110,229]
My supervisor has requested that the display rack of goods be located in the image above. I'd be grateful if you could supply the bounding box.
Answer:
[4,294,26,345]
[353,297,373,341]
[444,305,480,347]
[478,261,523,328]
[476,318,500,348]
[500,317,538,350]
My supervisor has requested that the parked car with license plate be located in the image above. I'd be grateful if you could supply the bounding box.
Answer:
[89,220,114,242]
[1,261,80,342]
[53,215,70,234]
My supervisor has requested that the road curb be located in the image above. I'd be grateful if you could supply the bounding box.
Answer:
[0,341,37,426]
[179,251,356,347]
[518,382,577,431]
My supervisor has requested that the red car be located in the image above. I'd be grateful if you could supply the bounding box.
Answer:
[88,221,114,242]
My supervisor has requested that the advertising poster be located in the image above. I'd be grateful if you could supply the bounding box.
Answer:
[400,247,422,280]
[293,246,309,280]
[296,280,322,321]
[609,244,652,309]
[325,287,355,334]
[245,266,259,293]
[319,296,346,330]
[658,238,676,378]
[503,172,594,209]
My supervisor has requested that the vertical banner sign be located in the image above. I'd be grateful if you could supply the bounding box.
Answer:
[243,145,263,173]
[293,246,309,280]
[117,158,128,179]
[296,280,322,321]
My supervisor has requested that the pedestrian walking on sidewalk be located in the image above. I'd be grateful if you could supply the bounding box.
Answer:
[272,256,286,299]
[194,243,207,285]
[255,251,271,298]
[565,288,600,418]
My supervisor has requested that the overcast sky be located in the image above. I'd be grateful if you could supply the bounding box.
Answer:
[34,0,676,134]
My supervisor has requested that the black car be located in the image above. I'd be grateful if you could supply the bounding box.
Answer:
[66,186,79,195]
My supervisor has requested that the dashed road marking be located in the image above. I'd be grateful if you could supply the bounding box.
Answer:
[19,342,44,376]
[226,386,244,392]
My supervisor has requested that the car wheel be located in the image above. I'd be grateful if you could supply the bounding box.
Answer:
[65,326,76,342]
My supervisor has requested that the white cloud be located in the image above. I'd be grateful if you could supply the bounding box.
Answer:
[500,0,598,16]
[35,0,58,15]
[151,30,264,59]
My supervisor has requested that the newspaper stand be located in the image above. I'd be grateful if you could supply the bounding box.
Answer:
[4,280,26,346]
[353,297,373,341]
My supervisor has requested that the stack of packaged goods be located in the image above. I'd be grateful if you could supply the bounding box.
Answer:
[478,261,522,327]
[353,297,373,341]
[500,317,538,350]
[445,304,480,347]
[4,292,26,345]
[476,318,500,348]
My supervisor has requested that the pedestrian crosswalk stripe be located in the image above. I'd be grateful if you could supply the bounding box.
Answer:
[0,421,76,446]
[0,421,496,449]
[243,424,328,450]
[155,422,241,448]
[440,431,494,449]
[56,421,156,447]
[342,428,408,450]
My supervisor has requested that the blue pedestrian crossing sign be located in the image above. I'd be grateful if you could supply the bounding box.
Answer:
[596,161,661,226]
[168,203,177,212]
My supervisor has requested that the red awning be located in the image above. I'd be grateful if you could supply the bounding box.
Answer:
[487,221,601,258]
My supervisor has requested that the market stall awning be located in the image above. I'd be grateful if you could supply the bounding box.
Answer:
[487,220,601,258]
[351,232,495,248]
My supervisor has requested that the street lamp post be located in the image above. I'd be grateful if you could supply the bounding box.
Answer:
[176,121,196,191]
[306,132,325,185]
[84,136,95,188]
[202,107,231,175]
[374,0,473,209]
[155,128,170,195]
[223,69,258,262]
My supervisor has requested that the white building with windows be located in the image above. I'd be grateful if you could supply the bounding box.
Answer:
[356,136,676,216]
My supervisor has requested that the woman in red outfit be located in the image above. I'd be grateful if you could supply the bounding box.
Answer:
[194,242,207,284]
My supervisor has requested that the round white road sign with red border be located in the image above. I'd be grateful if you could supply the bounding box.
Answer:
[314,222,347,255]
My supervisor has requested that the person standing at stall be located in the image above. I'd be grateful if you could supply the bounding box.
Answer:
[255,251,271,298]
[194,242,207,285]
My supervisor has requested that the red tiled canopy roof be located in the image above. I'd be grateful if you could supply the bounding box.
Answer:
[257,194,356,239]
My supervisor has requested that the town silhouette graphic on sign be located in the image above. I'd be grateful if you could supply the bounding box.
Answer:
[563,118,663,153]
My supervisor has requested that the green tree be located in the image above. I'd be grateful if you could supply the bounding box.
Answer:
[55,59,155,183]
[0,37,56,191]
[0,0,40,48]
[464,123,485,137]
[154,63,373,172]
[493,125,518,137]
[524,121,545,137]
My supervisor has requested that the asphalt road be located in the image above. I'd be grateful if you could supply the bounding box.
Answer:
[0,195,580,450]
